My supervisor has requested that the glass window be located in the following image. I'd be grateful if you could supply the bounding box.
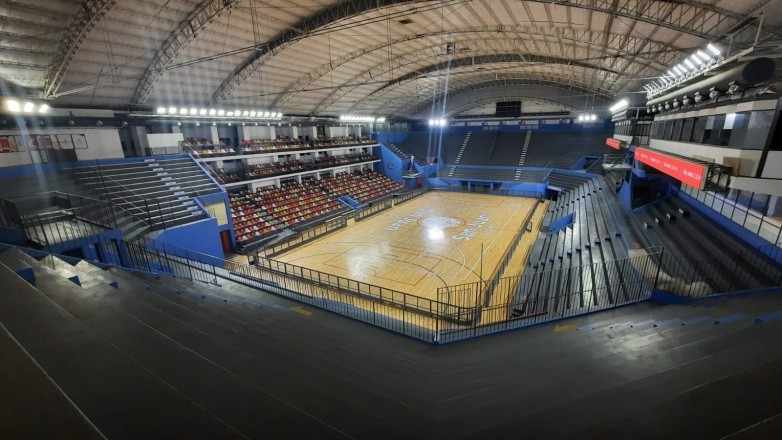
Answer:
[692,117,707,143]
[665,120,675,140]
[681,118,694,142]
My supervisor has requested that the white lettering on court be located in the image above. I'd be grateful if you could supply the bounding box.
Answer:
[453,215,491,241]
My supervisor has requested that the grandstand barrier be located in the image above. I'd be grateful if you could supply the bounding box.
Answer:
[679,184,782,253]
[394,187,427,205]
[255,214,349,258]
[355,198,393,221]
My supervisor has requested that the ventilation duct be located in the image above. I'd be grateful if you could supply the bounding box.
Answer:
[646,58,775,107]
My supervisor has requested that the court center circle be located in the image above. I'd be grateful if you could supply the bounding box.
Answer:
[418,216,465,230]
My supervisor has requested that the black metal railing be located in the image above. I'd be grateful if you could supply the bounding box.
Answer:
[255,214,349,258]
[0,192,120,249]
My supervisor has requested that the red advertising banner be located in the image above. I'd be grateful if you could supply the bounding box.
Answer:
[635,147,707,189]
[606,138,621,149]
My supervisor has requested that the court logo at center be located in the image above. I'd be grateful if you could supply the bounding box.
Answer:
[418,216,465,230]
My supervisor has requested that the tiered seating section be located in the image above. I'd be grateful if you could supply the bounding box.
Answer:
[319,171,403,203]
[229,171,401,245]
[239,138,309,154]
[230,192,282,242]
[389,129,614,169]
[213,154,377,184]
[256,182,342,229]
[189,137,378,159]
[184,138,232,158]
[519,173,630,317]
[311,136,373,149]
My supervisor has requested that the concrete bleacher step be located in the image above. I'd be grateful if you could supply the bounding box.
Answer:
[0,264,244,439]
[26,267,418,439]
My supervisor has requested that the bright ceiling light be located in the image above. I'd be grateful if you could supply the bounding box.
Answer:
[242,111,249,117]
[376,117,386,123]
[696,50,712,63]
[199,109,207,115]
[610,99,629,113]
[672,66,683,76]
[38,104,49,114]
[684,59,696,70]
[690,54,703,66]
[168,107,177,114]
[263,112,270,118]
[6,99,20,112]
[249,111,256,117]
[156,107,167,114]
[22,102,34,113]
[189,108,198,115]
[677,63,689,72]
[217,109,225,116]
[209,109,217,116]
[234,109,241,116]
[590,114,597,121]
[707,43,721,56]
[226,111,234,117]
[179,108,188,115]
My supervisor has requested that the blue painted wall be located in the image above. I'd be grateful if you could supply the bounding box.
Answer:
[377,144,406,184]
[149,217,225,265]
[375,132,410,144]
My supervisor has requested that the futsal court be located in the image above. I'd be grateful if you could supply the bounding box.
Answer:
[274,191,547,305]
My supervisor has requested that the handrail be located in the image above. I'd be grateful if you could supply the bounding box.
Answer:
[78,164,152,229]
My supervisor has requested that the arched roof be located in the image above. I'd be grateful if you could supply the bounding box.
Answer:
[3,0,781,116]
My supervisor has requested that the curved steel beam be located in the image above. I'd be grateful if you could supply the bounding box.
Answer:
[210,0,430,104]
[348,54,624,116]
[358,73,612,116]
[272,26,683,110]
[42,0,119,98]
[314,50,620,115]
[212,0,748,104]
[132,0,242,104]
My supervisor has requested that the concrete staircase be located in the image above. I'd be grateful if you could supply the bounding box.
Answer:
[71,158,221,231]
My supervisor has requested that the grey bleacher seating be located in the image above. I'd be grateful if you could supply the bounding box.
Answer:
[525,174,631,314]
[522,129,615,168]
[456,132,496,165]
[436,166,546,182]
[489,131,525,166]
[71,157,222,232]
[633,197,782,294]
[545,170,594,190]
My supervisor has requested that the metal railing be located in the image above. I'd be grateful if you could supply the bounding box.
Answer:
[0,192,120,249]
[255,214,349,258]
[681,184,782,247]
[355,198,393,221]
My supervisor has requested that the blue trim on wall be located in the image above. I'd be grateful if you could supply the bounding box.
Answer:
[149,217,225,265]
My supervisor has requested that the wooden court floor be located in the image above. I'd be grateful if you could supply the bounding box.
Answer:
[274,192,542,302]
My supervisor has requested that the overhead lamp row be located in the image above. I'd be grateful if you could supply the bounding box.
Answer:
[577,114,598,122]
[156,107,282,119]
[644,43,723,95]
[4,99,49,114]
[428,118,448,127]
[339,115,386,123]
